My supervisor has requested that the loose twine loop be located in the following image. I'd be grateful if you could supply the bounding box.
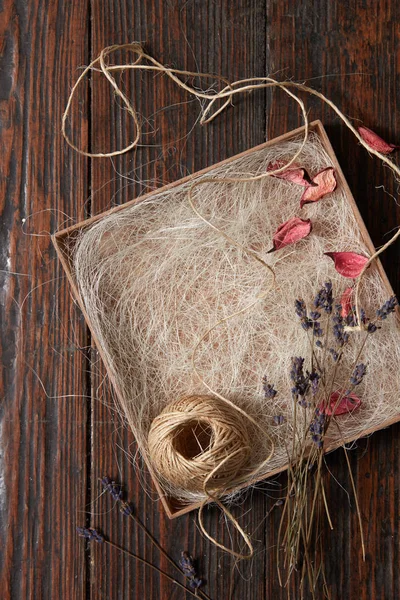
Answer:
[63,42,400,558]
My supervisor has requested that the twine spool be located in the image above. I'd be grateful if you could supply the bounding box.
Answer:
[147,395,252,494]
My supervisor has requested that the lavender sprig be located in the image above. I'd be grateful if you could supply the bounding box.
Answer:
[263,375,278,399]
[76,526,207,600]
[313,282,333,314]
[119,501,134,516]
[180,551,203,590]
[350,363,367,386]
[101,476,209,599]
[290,357,309,405]
[77,526,104,543]
[295,298,313,331]
[101,476,123,501]
[309,409,326,448]
[309,371,320,395]
[332,306,349,347]
[376,296,398,320]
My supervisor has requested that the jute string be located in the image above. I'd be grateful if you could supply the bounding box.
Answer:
[63,43,400,558]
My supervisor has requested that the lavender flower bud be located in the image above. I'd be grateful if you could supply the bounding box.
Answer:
[119,501,134,516]
[314,282,333,314]
[376,296,398,320]
[77,526,104,543]
[350,363,367,386]
[263,375,278,399]
[273,415,284,425]
[101,476,123,501]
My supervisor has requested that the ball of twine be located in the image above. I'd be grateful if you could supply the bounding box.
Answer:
[147,395,252,494]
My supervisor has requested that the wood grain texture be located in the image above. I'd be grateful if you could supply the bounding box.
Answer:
[0,0,90,598]
[1,0,399,598]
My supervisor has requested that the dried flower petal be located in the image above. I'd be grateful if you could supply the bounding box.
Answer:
[267,160,316,186]
[325,251,369,279]
[272,217,312,251]
[320,390,362,416]
[358,126,399,155]
[340,286,353,317]
[300,167,337,208]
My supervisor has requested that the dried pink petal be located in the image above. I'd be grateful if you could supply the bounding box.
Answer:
[300,167,337,208]
[320,390,362,416]
[267,160,316,187]
[358,126,399,155]
[340,286,353,317]
[324,251,369,279]
[271,217,312,251]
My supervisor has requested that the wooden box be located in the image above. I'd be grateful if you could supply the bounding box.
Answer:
[53,120,400,518]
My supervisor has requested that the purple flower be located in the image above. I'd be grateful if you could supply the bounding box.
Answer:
[310,311,321,320]
[179,551,203,589]
[329,348,339,362]
[350,363,367,386]
[101,476,123,501]
[332,307,349,346]
[294,298,313,331]
[295,299,307,319]
[263,375,278,399]
[313,321,323,337]
[119,501,133,516]
[273,415,285,425]
[290,357,308,399]
[309,371,320,395]
[77,526,104,543]
[376,296,398,320]
[309,409,326,448]
[314,282,333,314]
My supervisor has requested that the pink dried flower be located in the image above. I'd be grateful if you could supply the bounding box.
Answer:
[324,251,369,279]
[340,286,353,317]
[320,390,362,416]
[300,167,337,208]
[358,126,399,155]
[267,160,316,187]
[271,217,312,251]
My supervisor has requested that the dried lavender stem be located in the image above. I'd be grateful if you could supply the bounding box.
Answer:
[104,540,207,600]
[306,450,325,544]
[101,478,210,600]
[334,422,366,561]
[321,478,333,530]
[126,513,211,600]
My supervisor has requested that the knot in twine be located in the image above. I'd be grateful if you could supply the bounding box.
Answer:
[148,394,252,494]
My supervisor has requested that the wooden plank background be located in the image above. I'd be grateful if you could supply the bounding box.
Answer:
[1,1,399,598]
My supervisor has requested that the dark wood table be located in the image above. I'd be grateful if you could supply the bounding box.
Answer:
[1,1,399,598]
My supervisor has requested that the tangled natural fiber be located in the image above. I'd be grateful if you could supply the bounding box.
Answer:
[148,395,252,494]
[70,131,400,508]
